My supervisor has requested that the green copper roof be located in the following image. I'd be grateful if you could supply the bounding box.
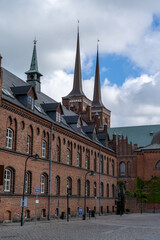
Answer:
[25,40,42,76]
[108,125,160,147]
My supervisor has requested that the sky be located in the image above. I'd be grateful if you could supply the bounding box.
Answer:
[1,0,160,127]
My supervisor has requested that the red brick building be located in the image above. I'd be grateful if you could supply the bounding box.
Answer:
[0,33,117,222]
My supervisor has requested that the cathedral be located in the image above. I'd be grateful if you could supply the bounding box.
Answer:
[0,29,160,222]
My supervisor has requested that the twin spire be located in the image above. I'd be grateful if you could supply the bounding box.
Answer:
[68,27,104,107]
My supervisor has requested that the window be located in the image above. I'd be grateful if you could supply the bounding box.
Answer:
[112,160,115,176]
[41,175,45,193]
[4,169,11,192]
[107,184,109,197]
[94,154,97,172]
[67,149,70,165]
[77,152,80,167]
[85,150,90,169]
[120,162,125,177]
[101,156,104,174]
[27,136,30,154]
[112,184,115,198]
[86,180,90,197]
[101,182,104,197]
[41,209,46,218]
[42,140,46,158]
[56,138,61,162]
[77,179,81,196]
[6,128,13,149]
[28,96,34,110]
[56,112,61,123]
[56,176,60,196]
[25,210,30,219]
[107,158,109,175]
[156,161,160,169]
[94,182,97,197]
[67,177,72,195]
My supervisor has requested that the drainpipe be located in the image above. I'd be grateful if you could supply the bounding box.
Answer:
[48,122,53,220]
[99,147,102,215]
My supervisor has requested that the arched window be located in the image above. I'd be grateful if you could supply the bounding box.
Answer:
[4,167,15,193]
[107,184,109,198]
[67,148,71,165]
[77,179,81,196]
[4,169,11,192]
[41,140,46,158]
[27,125,33,155]
[77,152,80,167]
[40,173,48,194]
[6,128,13,149]
[94,182,97,197]
[107,157,109,175]
[27,136,30,154]
[156,161,160,169]
[94,153,97,172]
[120,162,125,177]
[56,175,60,195]
[101,156,104,173]
[101,182,104,197]
[86,180,90,197]
[85,150,90,170]
[67,177,72,195]
[112,184,115,198]
[25,171,32,194]
[112,160,115,176]
[56,137,61,162]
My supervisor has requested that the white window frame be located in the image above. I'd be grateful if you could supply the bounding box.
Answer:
[41,175,45,193]
[27,136,30,154]
[6,128,13,149]
[42,140,46,158]
[67,149,70,165]
[25,172,28,193]
[77,152,80,167]
[4,169,11,192]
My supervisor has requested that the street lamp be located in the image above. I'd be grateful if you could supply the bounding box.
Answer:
[83,170,95,220]
[21,154,39,226]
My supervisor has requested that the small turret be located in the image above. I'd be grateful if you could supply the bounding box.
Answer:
[25,39,42,93]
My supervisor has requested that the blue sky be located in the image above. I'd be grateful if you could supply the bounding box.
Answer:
[1,0,160,127]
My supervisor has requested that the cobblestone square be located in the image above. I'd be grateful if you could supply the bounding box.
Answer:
[0,213,160,240]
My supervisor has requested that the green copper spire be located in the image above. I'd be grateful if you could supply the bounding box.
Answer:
[25,39,42,93]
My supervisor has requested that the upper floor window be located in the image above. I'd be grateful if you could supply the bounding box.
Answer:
[4,169,11,192]
[27,136,30,154]
[77,179,81,196]
[94,182,97,197]
[94,154,97,172]
[67,148,71,165]
[28,96,34,110]
[86,180,90,197]
[25,171,32,194]
[56,138,61,162]
[101,182,104,197]
[77,152,80,167]
[42,140,46,158]
[6,128,13,149]
[112,160,115,176]
[66,177,72,195]
[120,162,125,177]
[107,158,109,175]
[56,112,61,123]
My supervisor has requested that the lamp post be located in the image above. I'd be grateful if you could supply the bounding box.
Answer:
[21,154,39,226]
[83,170,95,220]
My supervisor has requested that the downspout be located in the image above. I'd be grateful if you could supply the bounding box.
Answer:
[48,122,53,220]
[99,147,102,215]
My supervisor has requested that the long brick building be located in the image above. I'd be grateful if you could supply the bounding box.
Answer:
[0,32,117,222]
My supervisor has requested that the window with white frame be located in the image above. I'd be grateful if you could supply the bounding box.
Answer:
[25,172,28,193]
[120,162,125,177]
[56,112,61,123]
[42,140,46,158]
[85,155,89,169]
[27,136,30,154]
[6,128,13,149]
[77,152,80,167]
[67,149,70,165]
[4,169,11,192]
[41,175,45,193]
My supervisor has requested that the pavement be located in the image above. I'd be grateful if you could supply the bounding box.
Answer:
[0,213,160,240]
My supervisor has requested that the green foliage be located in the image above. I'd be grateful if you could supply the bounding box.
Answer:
[125,190,135,198]
[145,176,160,203]
[136,176,148,201]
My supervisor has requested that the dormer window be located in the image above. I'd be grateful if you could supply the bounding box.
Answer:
[56,112,61,123]
[28,96,34,110]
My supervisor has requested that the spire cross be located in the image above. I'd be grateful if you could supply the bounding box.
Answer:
[34,38,37,45]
